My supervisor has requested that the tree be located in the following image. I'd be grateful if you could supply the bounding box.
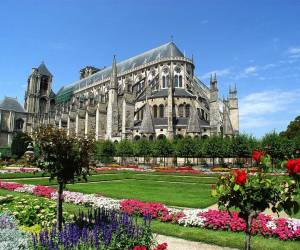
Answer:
[152,139,173,166]
[175,137,197,165]
[94,140,115,163]
[33,125,94,230]
[134,139,152,165]
[213,153,299,250]
[205,136,224,167]
[230,134,256,167]
[261,132,294,171]
[116,140,134,165]
[280,115,300,139]
[11,132,32,158]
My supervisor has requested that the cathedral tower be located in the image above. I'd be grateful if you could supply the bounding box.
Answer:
[209,73,221,135]
[106,56,119,140]
[228,85,239,133]
[24,63,52,115]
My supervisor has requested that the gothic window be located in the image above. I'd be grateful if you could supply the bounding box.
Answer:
[178,104,184,117]
[15,118,24,130]
[179,75,183,87]
[201,109,205,119]
[39,98,47,114]
[40,76,49,96]
[185,104,190,118]
[153,105,158,118]
[159,104,164,118]
[141,109,144,120]
[127,84,132,92]
[174,75,179,88]
[162,76,167,88]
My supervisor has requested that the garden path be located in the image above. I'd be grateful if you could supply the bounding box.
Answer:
[156,234,238,250]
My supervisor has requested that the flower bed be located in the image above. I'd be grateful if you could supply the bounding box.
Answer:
[0,167,40,174]
[1,180,300,241]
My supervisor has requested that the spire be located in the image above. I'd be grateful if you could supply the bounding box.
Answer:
[187,108,202,133]
[229,83,237,99]
[210,73,218,90]
[110,55,118,89]
[140,103,155,134]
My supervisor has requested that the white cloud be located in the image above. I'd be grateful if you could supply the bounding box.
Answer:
[239,89,300,129]
[287,47,300,58]
[244,66,257,74]
[200,68,231,79]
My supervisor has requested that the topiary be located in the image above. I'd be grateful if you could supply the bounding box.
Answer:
[11,132,32,159]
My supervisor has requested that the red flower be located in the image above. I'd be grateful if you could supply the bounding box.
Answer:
[286,158,300,174]
[133,246,147,250]
[153,243,168,250]
[211,184,216,190]
[234,169,247,185]
[252,150,265,162]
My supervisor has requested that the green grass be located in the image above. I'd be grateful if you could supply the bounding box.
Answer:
[1,188,299,250]
[0,172,49,179]
[66,179,216,208]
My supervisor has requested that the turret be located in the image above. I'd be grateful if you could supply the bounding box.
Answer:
[209,73,221,135]
[228,84,239,133]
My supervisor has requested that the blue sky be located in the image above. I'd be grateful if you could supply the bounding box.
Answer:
[0,0,299,137]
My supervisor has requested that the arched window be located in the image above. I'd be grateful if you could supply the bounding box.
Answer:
[159,104,164,118]
[149,135,154,141]
[179,75,183,87]
[157,134,166,140]
[134,135,141,141]
[153,105,158,118]
[15,118,24,130]
[141,109,144,120]
[174,75,179,88]
[185,104,190,117]
[178,104,184,117]
[127,84,132,92]
[162,75,169,88]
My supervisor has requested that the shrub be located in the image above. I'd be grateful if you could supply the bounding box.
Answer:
[11,132,32,159]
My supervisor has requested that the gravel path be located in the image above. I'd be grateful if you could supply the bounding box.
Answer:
[156,234,238,250]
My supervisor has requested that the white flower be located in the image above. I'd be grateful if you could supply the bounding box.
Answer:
[266,221,277,230]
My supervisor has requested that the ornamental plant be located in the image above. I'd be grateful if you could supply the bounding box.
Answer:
[33,125,95,230]
[212,150,300,250]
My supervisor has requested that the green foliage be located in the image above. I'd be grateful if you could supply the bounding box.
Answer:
[262,131,294,161]
[230,134,257,158]
[116,140,134,157]
[33,125,95,184]
[94,140,115,163]
[280,115,300,139]
[11,132,32,159]
[0,146,11,160]
[0,195,72,227]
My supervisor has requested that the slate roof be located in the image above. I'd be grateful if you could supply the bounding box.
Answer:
[56,42,185,103]
[139,103,155,134]
[0,97,25,112]
[37,63,52,77]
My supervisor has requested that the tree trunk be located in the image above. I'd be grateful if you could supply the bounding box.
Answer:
[244,213,254,250]
[57,182,64,231]
[212,157,215,167]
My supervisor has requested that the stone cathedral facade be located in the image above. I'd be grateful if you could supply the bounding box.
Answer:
[0,42,239,146]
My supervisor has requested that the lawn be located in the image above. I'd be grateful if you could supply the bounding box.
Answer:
[0,188,299,250]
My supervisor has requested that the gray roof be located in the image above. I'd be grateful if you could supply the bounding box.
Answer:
[139,103,155,134]
[56,42,185,101]
[37,63,52,77]
[0,97,25,112]
[137,88,194,101]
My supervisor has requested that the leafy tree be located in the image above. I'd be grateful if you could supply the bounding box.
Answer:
[152,139,173,166]
[205,135,224,167]
[176,137,197,165]
[11,132,32,158]
[261,132,294,171]
[293,134,300,157]
[134,139,152,165]
[194,138,207,166]
[230,134,256,167]
[33,125,94,230]
[94,140,115,163]
[280,115,300,139]
[116,140,134,165]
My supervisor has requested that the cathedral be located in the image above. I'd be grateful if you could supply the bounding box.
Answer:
[0,42,239,146]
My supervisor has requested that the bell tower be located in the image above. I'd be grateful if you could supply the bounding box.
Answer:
[24,62,52,115]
